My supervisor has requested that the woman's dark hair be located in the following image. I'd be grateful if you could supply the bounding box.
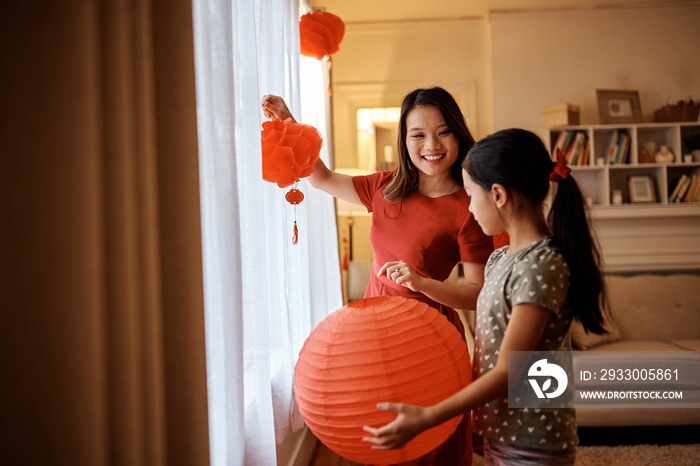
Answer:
[463,128,608,334]
[383,87,475,201]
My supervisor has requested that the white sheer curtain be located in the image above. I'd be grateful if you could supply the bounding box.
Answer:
[192,0,342,464]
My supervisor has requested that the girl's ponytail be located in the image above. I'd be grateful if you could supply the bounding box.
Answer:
[549,174,608,334]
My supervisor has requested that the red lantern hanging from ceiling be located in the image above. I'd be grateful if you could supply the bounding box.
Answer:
[294,296,472,464]
[299,10,345,60]
[261,117,322,244]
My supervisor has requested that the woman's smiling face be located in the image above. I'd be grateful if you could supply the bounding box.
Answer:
[405,105,459,180]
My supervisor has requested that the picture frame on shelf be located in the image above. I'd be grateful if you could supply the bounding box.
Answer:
[628,175,656,203]
[596,89,643,124]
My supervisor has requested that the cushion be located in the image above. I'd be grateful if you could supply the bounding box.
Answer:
[605,274,700,341]
[587,340,687,352]
[671,339,700,351]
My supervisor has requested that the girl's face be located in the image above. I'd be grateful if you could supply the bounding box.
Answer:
[405,105,459,180]
[462,168,504,236]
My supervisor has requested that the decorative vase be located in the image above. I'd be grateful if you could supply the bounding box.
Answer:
[654,145,674,164]
[612,189,623,205]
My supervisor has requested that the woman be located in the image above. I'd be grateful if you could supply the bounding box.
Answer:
[263,87,499,465]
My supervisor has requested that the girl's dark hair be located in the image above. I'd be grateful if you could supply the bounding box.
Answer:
[383,87,475,201]
[463,128,608,334]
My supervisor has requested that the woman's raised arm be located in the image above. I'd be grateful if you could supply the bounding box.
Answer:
[261,94,363,205]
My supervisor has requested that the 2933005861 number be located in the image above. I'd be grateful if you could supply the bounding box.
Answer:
[600,368,679,381]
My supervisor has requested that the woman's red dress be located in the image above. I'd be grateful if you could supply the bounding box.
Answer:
[353,171,494,466]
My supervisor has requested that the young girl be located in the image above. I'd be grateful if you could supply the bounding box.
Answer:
[263,88,504,465]
[363,128,609,465]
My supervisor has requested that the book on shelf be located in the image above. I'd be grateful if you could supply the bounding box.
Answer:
[683,173,699,202]
[568,132,584,165]
[606,130,630,165]
[553,130,569,153]
[669,174,688,203]
[554,130,589,166]
[606,129,618,164]
[580,139,590,166]
[553,130,574,155]
[617,133,630,164]
[668,170,700,203]
[675,176,692,203]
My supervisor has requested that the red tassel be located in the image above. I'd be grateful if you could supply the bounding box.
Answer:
[292,221,299,245]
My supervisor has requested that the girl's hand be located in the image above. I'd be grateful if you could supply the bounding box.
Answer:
[362,403,431,450]
[377,261,424,292]
[261,94,294,121]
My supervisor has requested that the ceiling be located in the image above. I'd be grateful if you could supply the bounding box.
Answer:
[308,0,697,22]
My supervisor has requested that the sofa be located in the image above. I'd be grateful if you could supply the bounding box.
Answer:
[569,273,700,427]
[345,263,700,426]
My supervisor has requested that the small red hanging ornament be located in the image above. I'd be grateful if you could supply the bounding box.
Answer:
[261,118,322,244]
[285,188,305,204]
[285,188,304,244]
[299,10,345,60]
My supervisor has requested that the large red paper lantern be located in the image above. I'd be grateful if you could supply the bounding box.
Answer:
[299,10,345,60]
[261,117,322,244]
[294,296,472,464]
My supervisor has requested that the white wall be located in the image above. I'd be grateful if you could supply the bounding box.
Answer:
[489,5,700,273]
[331,18,492,168]
[490,5,700,139]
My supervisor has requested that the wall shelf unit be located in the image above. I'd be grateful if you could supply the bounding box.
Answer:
[547,122,700,273]
[547,122,700,213]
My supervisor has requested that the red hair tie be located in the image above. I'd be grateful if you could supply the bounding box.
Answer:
[549,147,571,182]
